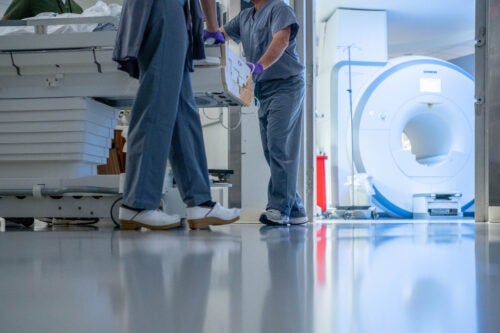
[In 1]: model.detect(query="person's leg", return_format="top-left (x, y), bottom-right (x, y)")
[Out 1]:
top-left (258, 99), bottom-right (288, 225)
top-left (168, 65), bottom-right (212, 207)
top-left (258, 106), bottom-right (271, 166)
top-left (258, 76), bottom-right (306, 224)
top-left (289, 192), bottom-right (308, 224)
top-left (119, 0), bottom-right (187, 229)
top-left (257, 102), bottom-right (275, 205)
top-left (258, 90), bottom-right (289, 225)
top-left (167, 37), bottom-right (240, 230)
top-left (123, 0), bottom-right (187, 209)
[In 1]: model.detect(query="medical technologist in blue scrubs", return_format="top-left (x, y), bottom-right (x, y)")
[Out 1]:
top-left (113, 0), bottom-right (239, 230)
top-left (222, 0), bottom-right (308, 226)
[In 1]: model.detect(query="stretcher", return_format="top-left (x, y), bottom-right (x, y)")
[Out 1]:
top-left (0, 16), bottom-right (252, 223)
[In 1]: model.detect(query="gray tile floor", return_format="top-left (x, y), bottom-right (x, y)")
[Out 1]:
top-left (0, 219), bottom-right (499, 333)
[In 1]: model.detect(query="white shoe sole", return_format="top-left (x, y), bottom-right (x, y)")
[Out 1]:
top-left (259, 214), bottom-right (289, 226)
top-left (120, 220), bottom-right (181, 230)
top-left (289, 217), bottom-right (309, 225)
top-left (187, 216), bottom-right (240, 230)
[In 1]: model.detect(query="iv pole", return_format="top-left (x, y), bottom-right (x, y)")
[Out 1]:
top-left (331, 44), bottom-right (377, 220)
top-left (346, 45), bottom-right (356, 207)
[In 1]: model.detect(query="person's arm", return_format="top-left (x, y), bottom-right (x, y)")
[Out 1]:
top-left (200, 0), bottom-right (218, 32)
top-left (257, 26), bottom-right (291, 69)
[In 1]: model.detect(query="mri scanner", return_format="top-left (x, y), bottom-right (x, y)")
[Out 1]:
top-left (0, 13), bottom-right (252, 222)
top-left (319, 9), bottom-right (475, 218)
top-left (349, 56), bottom-right (474, 217)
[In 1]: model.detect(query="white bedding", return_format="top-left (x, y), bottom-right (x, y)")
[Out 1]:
top-left (0, 1), bottom-right (121, 36)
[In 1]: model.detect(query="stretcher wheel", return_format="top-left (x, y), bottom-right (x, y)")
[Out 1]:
top-left (110, 197), bottom-right (123, 227)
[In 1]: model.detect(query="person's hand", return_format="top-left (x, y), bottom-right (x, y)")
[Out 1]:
top-left (247, 62), bottom-right (264, 75)
top-left (203, 30), bottom-right (225, 45)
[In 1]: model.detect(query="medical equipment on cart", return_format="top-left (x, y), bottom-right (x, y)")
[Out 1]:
top-left (412, 193), bottom-right (463, 219)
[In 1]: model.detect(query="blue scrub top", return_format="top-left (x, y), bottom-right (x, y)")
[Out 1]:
top-left (223, 0), bottom-right (304, 82)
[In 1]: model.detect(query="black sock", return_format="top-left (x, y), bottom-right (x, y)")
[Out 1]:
top-left (199, 200), bottom-right (216, 208)
top-left (121, 204), bottom-right (145, 212)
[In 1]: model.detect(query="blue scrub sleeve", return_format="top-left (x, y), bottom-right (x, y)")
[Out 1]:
top-left (223, 13), bottom-right (241, 43)
top-left (271, 6), bottom-right (299, 41)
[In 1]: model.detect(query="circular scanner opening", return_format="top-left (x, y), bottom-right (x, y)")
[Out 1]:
top-left (401, 112), bottom-right (452, 166)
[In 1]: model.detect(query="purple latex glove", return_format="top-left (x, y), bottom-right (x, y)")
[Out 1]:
top-left (247, 62), bottom-right (264, 75)
top-left (203, 30), bottom-right (225, 45)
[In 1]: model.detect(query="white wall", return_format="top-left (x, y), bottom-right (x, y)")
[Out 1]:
top-left (200, 108), bottom-right (229, 170)
top-left (240, 104), bottom-right (269, 219)
top-left (202, 102), bottom-right (270, 219)
top-left (316, 9), bottom-right (387, 208)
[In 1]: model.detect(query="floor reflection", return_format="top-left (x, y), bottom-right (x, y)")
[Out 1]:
top-left (115, 229), bottom-right (242, 333)
top-left (259, 225), bottom-right (313, 333)
top-left (0, 221), bottom-right (499, 333)
top-left (315, 222), bottom-right (476, 333)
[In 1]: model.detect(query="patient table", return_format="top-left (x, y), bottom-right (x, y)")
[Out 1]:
top-left (0, 16), bottom-right (253, 223)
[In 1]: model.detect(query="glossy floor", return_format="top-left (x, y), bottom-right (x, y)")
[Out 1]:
top-left (0, 219), bottom-right (499, 333)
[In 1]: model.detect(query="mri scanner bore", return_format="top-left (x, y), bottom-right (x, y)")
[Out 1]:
top-left (333, 56), bottom-right (474, 218)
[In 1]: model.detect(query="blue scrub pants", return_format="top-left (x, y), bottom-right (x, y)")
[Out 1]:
top-left (256, 75), bottom-right (306, 217)
top-left (122, 0), bottom-right (211, 210)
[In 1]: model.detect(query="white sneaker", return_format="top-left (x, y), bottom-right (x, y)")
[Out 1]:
top-left (186, 202), bottom-right (240, 229)
top-left (259, 209), bottom-right (290, 225)
top-left (119, 207), bottom-right (181, 230)
top-left (289, 207), bottom-right (309, 225)
top-left (289, 215), bottom-right (309, 225)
